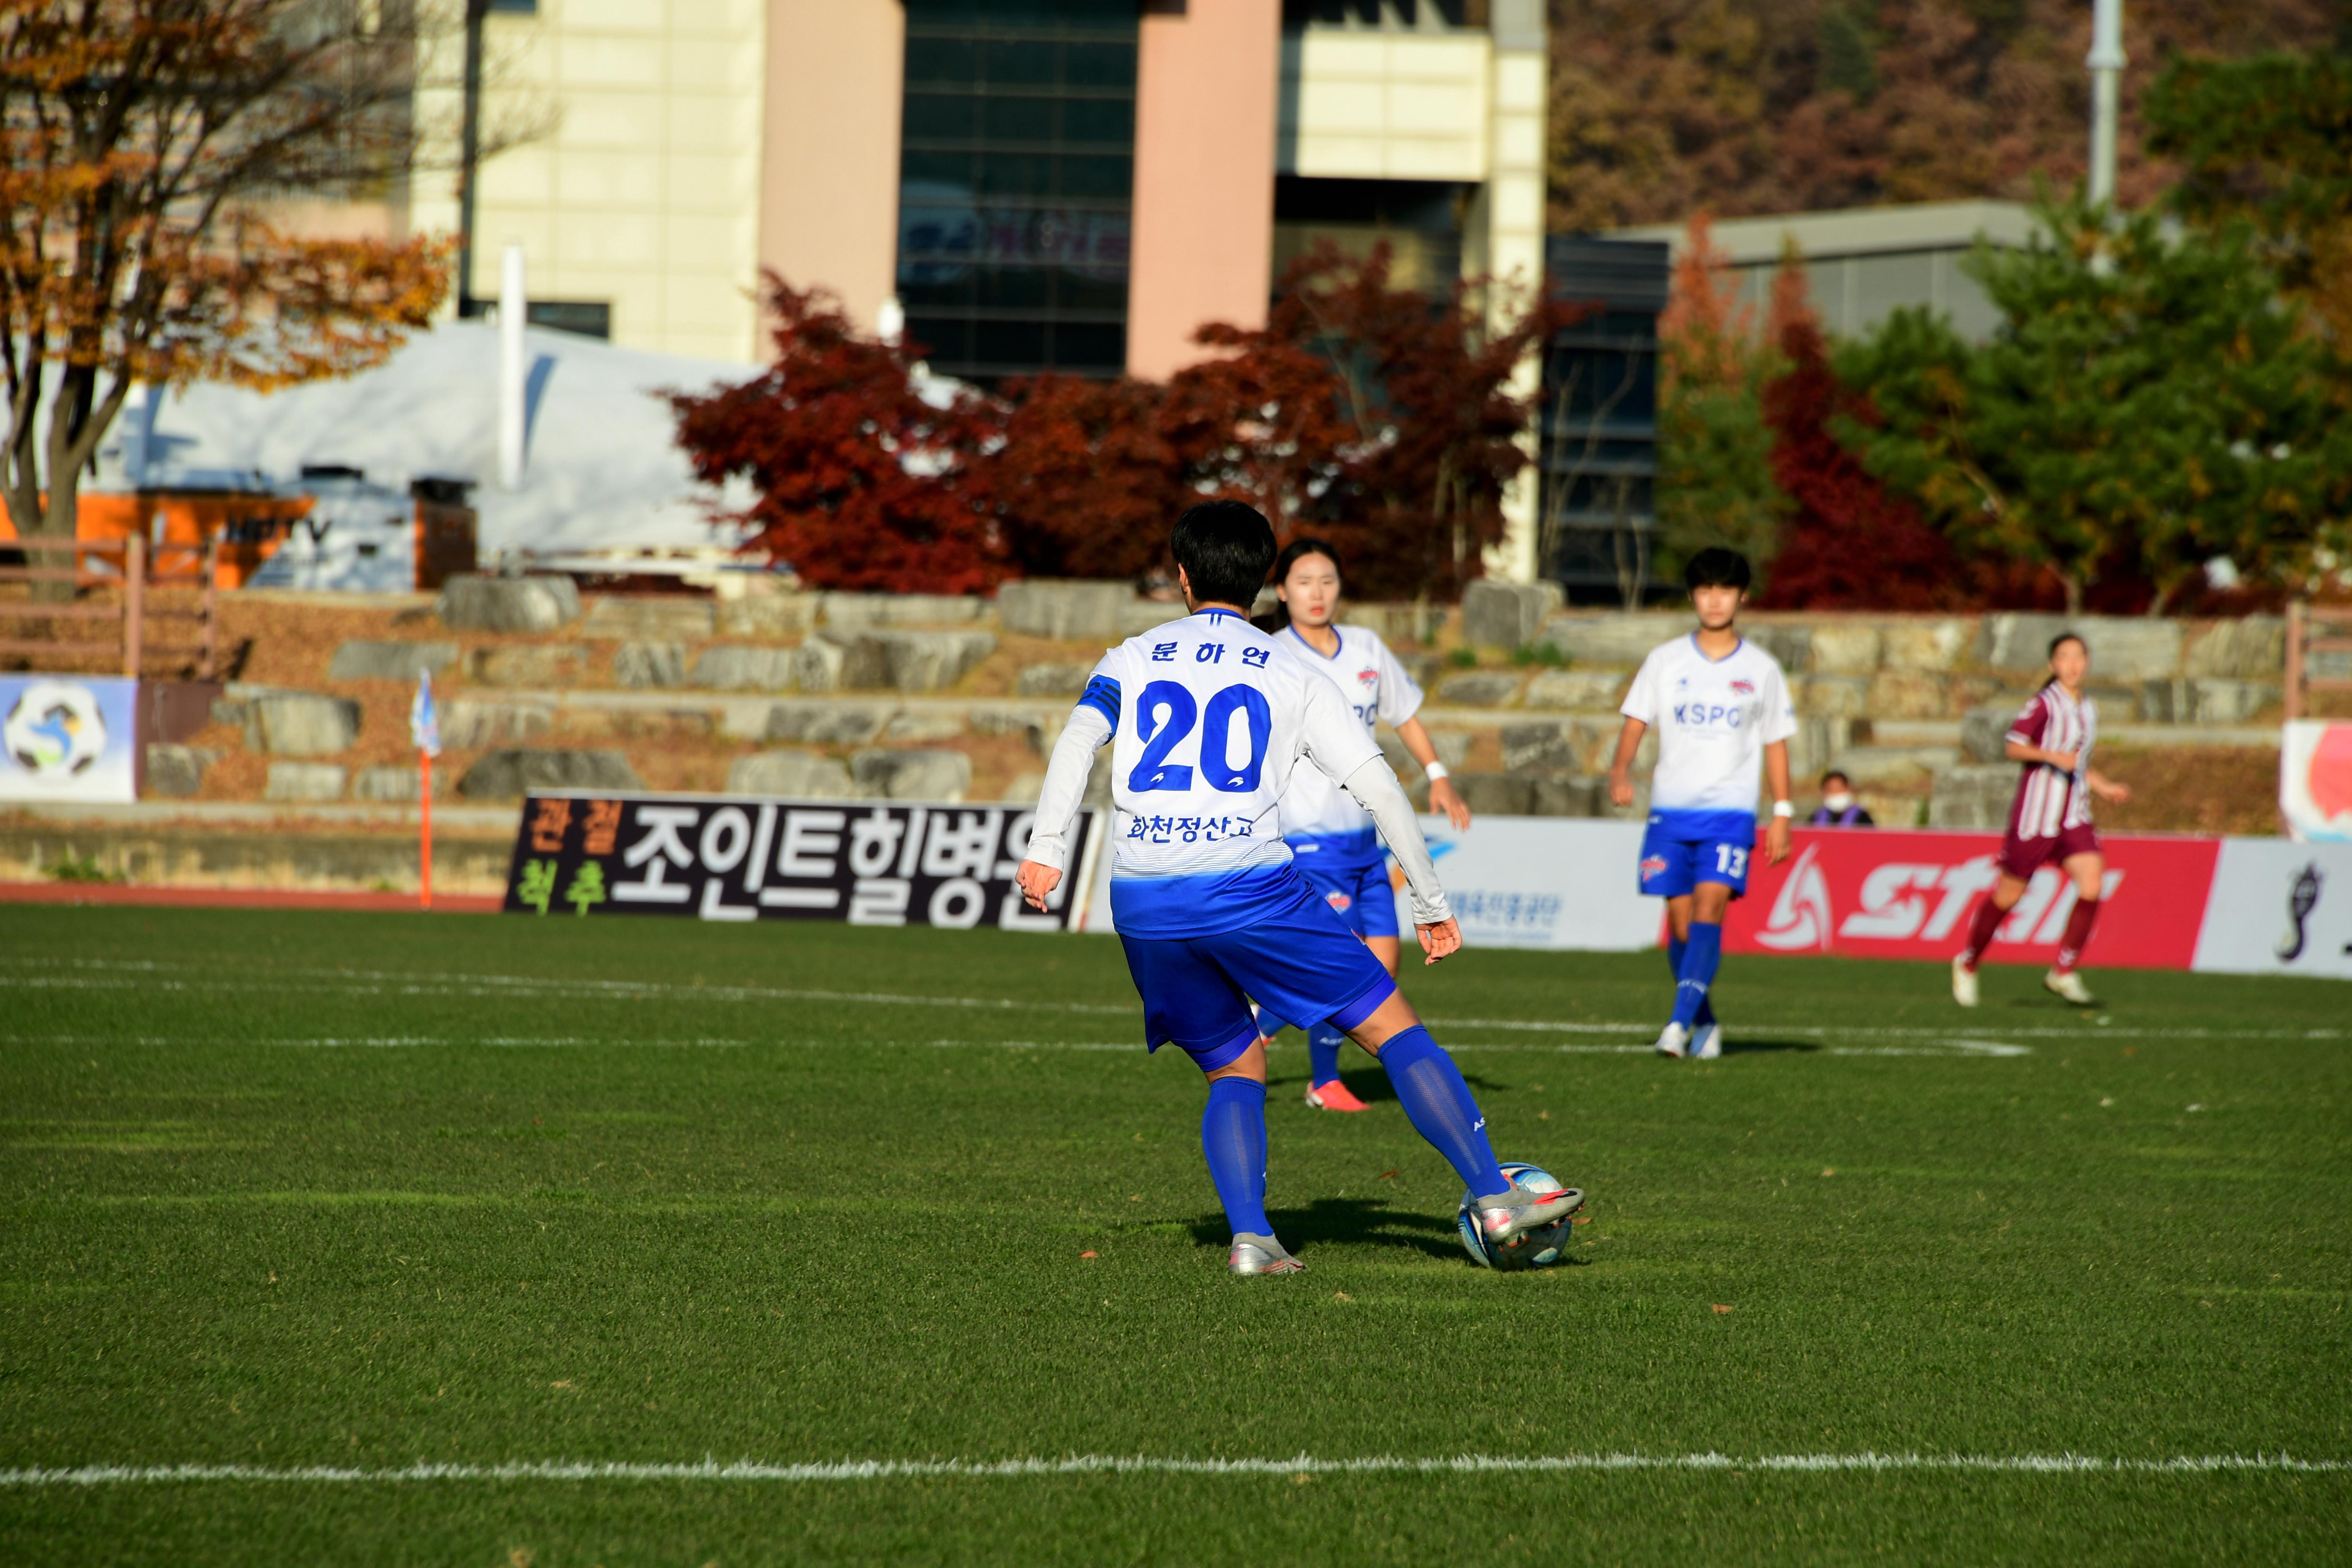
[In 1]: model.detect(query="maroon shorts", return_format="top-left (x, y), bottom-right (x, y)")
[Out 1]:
top-left (1999, 821), bottom-right (2101, 879)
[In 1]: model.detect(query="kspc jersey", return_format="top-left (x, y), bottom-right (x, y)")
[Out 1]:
top-left (1274, 622), bottom-right (1424, 858)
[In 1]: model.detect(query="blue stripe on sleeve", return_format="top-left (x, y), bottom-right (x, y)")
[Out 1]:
top-left (1078, 675), bottom-right (1121, 727)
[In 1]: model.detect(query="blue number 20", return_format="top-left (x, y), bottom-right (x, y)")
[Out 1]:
top-left (1128, 680), bottom-right (1272, 794)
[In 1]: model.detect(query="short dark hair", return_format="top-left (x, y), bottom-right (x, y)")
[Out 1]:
top-left (2048, 630), bottom-right (2086, 659)
top-left (1685, 547), bottom-right (1752, 592)
top-left (1820, 770), bottom-right (1851, 789)
top-left (1172, 500), bottom-right (1278, 609)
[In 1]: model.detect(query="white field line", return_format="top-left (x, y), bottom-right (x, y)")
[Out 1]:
top-left (0, 1033), bottom-right (2028, 1058)
top-left (2, 1452), bottom-right (2345, 1487)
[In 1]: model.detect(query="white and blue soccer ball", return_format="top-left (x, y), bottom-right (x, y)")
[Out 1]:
top-left (1456, 1162), bottom-right (1578, 1271)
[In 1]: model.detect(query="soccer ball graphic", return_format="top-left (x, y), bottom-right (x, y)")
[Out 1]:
top-left (3, 681), bottom-right (108, 779)
top-left (1456, 1162), bottom-right (1578, 1271)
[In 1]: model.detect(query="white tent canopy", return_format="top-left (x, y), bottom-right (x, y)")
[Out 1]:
top-left (94, 320), bottom-right (764, 559)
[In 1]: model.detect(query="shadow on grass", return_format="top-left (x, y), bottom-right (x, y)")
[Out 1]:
top-left (1188, 1195), bottom-right (1463, 1263)
top-left (1720, 1038), bottom-right (1821, 1055)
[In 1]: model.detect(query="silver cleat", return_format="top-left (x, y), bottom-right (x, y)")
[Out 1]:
top-left (1692, 1022), bottom-right (1723, 1060)
top-left (2043, 968), bottom-right (2097, 1005)
top-left (1466, 1184), bottom-right (1585, 1248)
top-left (1654, 1021), bottom-right (1689, 1059)
top-left (1228, 1233), bottom-right (1306, 1276)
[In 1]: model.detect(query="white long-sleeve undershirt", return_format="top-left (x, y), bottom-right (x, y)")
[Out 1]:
top-left (1022, 705), bottom-right (1453, 928)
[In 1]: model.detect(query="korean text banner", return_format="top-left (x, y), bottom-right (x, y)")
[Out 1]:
top-left (502, 792), bottom-right (1099, 931)
top-left (0, 675), bottom-right (137, 804)
top-left (1726, 827), bottom-right (2220, 970)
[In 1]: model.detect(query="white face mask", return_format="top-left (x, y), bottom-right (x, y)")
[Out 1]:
top-left (1824, 792), bottom-right (1855, 813)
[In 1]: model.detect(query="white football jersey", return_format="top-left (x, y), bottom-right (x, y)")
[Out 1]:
top-left (1274, 622), bottom-right (1424, 845)
top-left (1619, 633), bottom-right (1798, 816)
top-left (1077, 608), bottom-right (1384, 936)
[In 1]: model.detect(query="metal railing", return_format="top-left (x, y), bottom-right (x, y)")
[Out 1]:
top-left (2284, 600), bottom-right (2352, 721)
top-left (0, 534), bottom-right (218, 678)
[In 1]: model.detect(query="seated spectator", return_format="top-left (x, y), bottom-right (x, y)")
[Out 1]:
top-left (1809, 770), bottom-right (1875, 827)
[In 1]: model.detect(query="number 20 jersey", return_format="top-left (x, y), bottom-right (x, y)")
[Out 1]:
top-left (1078, 608), bottom-right (1385, 938)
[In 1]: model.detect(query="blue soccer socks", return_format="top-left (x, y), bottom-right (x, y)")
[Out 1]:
top-left (1671, 921), bottom-right (1724, 1031)
top-left (1200, 1078), bottom-right (1271, 1239)
top-left (1667, 935), bottom-right (1717, 1027)
top-left (1307, 1025), bottom-right (1345, 1088)
top-left (1377, 1026), bottom-right (1508, 1197)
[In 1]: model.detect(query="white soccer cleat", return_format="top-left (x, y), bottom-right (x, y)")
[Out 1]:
top-left (2043, 968), bottom-right (2096, 1006)
top-left (1228, 1234), bottom-right (1305, 1276)
top-left (1952, 955), bottom-right (1980, 1008)
top-left (1654, 1022), bottom-right (1689, 1059)
top-left (1692, 1022), bottom-right (1723, 1060)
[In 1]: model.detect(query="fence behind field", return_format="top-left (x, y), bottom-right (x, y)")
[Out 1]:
top-left (0, 534), bottom-right (218, 678)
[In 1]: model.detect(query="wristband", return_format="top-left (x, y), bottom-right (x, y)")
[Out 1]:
top-left (1423, 761), bottom-right (1450, 782)
top-left (1771, 800), bottom-right (1794, 819)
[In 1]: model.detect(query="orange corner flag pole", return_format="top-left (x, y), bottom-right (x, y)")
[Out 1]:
top-left (420, 749), bottom-right (434, 909)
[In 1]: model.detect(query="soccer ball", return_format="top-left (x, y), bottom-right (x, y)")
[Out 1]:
top-left (1456, 1162), bottom-right (1578, 1271)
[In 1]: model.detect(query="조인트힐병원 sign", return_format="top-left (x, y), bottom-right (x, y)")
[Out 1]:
top-left (501, 792), bottom-right (1102, 931)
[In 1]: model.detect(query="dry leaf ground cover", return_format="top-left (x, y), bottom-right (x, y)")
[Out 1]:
top-left (1, 909), bottom-right (2347, 1564)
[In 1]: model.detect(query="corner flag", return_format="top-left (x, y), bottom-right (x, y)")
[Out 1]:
top-left (410, 669), bottom-right (441, 757)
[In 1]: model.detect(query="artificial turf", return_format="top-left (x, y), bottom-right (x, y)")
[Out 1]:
top-left (1, 905), bottom-right (2347, 1565)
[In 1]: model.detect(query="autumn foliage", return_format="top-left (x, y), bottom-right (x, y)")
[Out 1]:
top-left (681, 249), bottom-right (1569, 598)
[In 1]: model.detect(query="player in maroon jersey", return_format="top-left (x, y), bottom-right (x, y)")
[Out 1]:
top-left (1952, 632), bottom-right (2133, 1006)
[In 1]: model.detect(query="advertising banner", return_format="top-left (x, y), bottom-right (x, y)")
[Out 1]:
top-left (502, 792), bottom-right (1101, 931)
top-left (1726, 827), bottom-right (2220, 970)
top-left (2190, 838), bottom-right (2352, 981)
top-left (2280, 720), bottom-right (2352, 843)
top-left (0, 675), bottom-right (138, 804)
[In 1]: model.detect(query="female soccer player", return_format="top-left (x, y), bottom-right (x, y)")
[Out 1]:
top-left (1257, 538), bottom-right (1471, 1111)
top-left (1951, 631), bottom-right (2133, 1006)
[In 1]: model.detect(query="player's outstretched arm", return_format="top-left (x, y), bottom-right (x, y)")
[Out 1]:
top-left (1337, 756), bottom-right (1459, 965)
top-left (1017, 702), bottom-right (1113, 912)
top-left (1762, 738), bottom-right (1794, 864)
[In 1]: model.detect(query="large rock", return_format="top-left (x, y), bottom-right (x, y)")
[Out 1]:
top-left (1375, 728), bottom-right (1473, 781)
top-left (717, 591), bottom-right (817, 638)
top-left (764, 703), bottom-right (891, 745)
top-left (1881, 618), bottom-right (1975, 671)
top-left (1827, 745), bottom-right (1957, 787)
top-left (2137, 677), bottom-right (2279, 724)
top-left (1500, 721), bottom-right (1579, 772)
top-left (436, 573), bottom-right (582, 633)
top-left (820, 592), bottom-right (991, 630)
top-left (1435, 671), bottom-right (1521, 707)
top-left (350, 765), bottom-right (441, 802)
top-left (1537, 613), bottom-right (1678, 667)
top-left (726, 749), bottom-right (858, 798)
top-left (1791, 675), bottom-right (1871, 718)
top-left (691, 645), bottom-right (799, 691)
top-left (264, 762), bottom-right (346, 802)
top-left (798, 630), bottom-right (995, 693)
top-left (996, 579), bottom-right (1138, 640)
top-left (2184, 616), bottom-right (2285, 678)
top-left (1454, 773), bottom-right (1535, 815)
top-left (327, 640), bottom-right (458, 682)
top-left (1523, 670), bottom-right (1625, 710)
top-left (441, 699), bottom-right (554, 749)
top-left (143, 743), bottom-right (211, 798)
top-left (580, 595), bottom-right (715, 640)
top-left (242, 691), bottom-right (361, 756)
top-left (466, 644), bottom-right (587, 687)
top-left (1929, 764), bottom-right (2017, 829)
top-left (1805, 624), bottom-right (1882, 675)
top-left (1015, 661), bottom-right (1093, 697)
top-left (1978, 613), bottom-right (2183, 681)
top-left (1743, 624), bottom-right (1811, 671)
top-left (1960, 702), bottom-right (2017, 763)
top-left (456, 749), bottom-right (643, 800)
top-left (1460, 580), bottom-right (1563, 650)
top-left (972, 706), bottom-right (1059, 756)
top-left (850, 748), bottom-right (971, 801)
top-left (795, 634), bottom-right (849, 693)
top-left (1866, 671), bottom-right (1968, 719)
top-left (610, 640), bottom-right (688, 689)
top-left (1529, 774), bottom-right (1606, 817)
top-left (885, 709), bottom-right (966, 742)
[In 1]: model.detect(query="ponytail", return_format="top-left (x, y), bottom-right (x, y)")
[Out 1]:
top-left (2042, 631), bottom-right (2087, 690)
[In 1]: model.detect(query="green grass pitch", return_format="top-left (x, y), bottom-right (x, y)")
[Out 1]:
top-left (2, 906), bottom-right (2348, 1565)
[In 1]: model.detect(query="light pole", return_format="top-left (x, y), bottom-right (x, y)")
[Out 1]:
top-left (2086, 0), bottom-right (2125, 208)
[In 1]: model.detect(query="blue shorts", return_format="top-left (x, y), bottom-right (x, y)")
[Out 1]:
top-left (1638, 808), bottom-right (1758, 900)
top-left (1286, 833), bottom-right (1400, 941)
top-left (1117, 864), bottom-right (1397, 1073)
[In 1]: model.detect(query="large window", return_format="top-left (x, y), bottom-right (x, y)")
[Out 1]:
top-left (897, 0), bottom-right (1138, 381)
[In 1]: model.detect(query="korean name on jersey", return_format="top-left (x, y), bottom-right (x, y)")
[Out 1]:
top-left (1075, 609), bottom-right (1385, 936)
top-left (1620, 634), bottom-right (1799, 818)
top-left (1274, 622), bottom-right (1425, 849)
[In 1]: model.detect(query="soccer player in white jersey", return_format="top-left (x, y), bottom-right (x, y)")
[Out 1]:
top-left (1259, 537), bottom-right (1472, 1112)
top-left (1018, 501), bottom-right (1582, 1276)
top-left (1607, 549), bottom-right (1797, 1060)
top-left (1949, 631), bottom-right (2132, 1007)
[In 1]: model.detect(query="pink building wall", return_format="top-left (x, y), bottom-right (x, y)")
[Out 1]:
top-left (1125, 1), bottom-right (1281, 381)
top-left (759, 0), bottom-right (905, 341)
